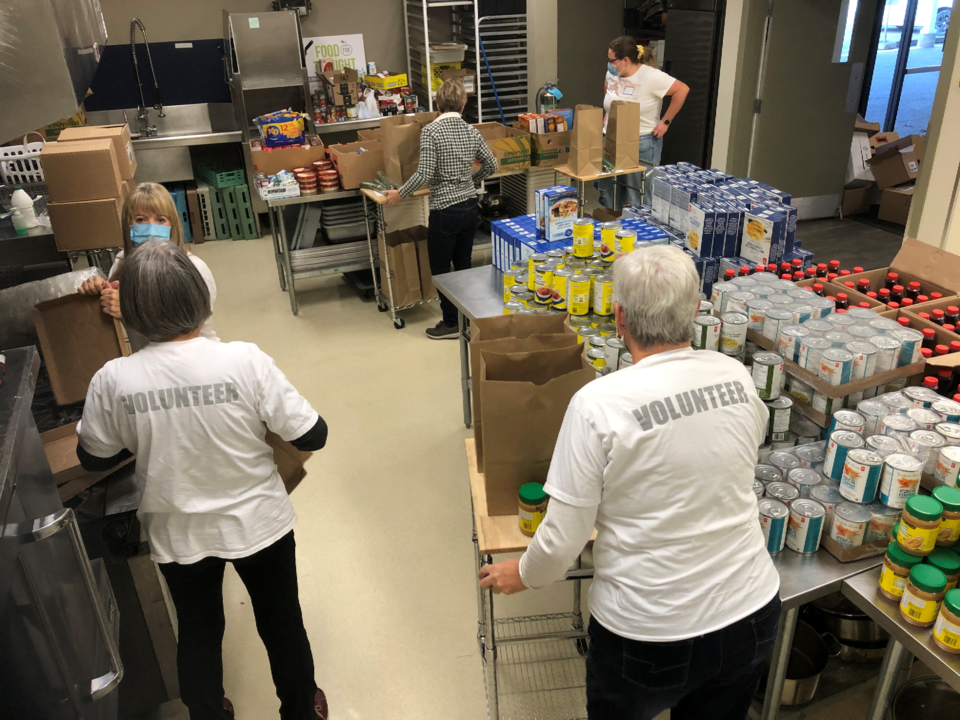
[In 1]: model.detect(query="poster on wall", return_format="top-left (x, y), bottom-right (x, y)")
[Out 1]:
top-left (303, 34), bottom-right (366, 92)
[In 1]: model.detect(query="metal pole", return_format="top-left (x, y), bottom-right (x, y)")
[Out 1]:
top-left (865, 638), bottom-right (908, 720)
top-left (759, 604), bottom-right (798, 720)
top-left (459, 310), bottom-right (472, 428)
top-left (268, 205), bottom-right (286, 291)
top-left (474, 531), bottom-right (486, 654)
top-left (275, 205), bottom-right (298, 315)
top-left (572, 554), bottom-right (584, 632)
top-left (362, 195), bottom-right (382, 305)
top-left (484, 554), bottom-right (499, 720)
top-left (378, 204), bottom-right (398, 325)
top-left (884, 0), bottom-right (921, 132)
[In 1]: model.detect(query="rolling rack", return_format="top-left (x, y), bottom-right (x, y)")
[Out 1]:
top-left (360, 187), bottom-right (435, 329)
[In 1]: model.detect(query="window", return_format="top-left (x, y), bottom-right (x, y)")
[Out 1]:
top-left (833, 0), bottom-right (861, 63)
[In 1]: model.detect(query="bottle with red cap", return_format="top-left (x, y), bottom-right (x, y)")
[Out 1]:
top-left (888, 301), bottom-right (900, 311)
top-left (844, 281), bottom-right (856, 291)
top-left (946, 306), bottom-right (960, 325)
top-left (885, 272), bottom-right (899, 291)
top-left (878, 288), bottom-right (891, 304)
top-left (917, 294), bottom-right (929, 304)
top-left (827, 273), bottom-right (839, 282)
top-left (811, 283), bottom-right (824, 297)
top-left (738, 265), bottom-right (750, 277)
top-left (828, 260), bottom-right (840, 274)
top-left (901, 298), bottom-right (914, 307)
top-left (857, 278), bottom-right (871, 294)
top-left (767, 263), bottom-right (778, 274)
top-left (897, 317), bottom-right (911, 327)
top-left (867, 291), bottom-right (878, 300)
top-left (890, 285), bottom-right (904, 304)
top-left (921, 348), bottom-right (934, 360)
top-left (919, 312), bottom-right (931, 321)
top-left (782, 273), bottom-right (793, 281)
top-left (923, 376), bottom-right (940, 392)
top-left (780, 261), bottom-right (792, 275)
top-left (805, 267), bottom-right (817, 279)
top-left (932, 292), bottom-right (943, 301)
top-left (949, 341), bottom-right (960, 354)
top-left (835, 293), bottom-right (849, 310)
top-left (938, 368), bottom-right (954, 395)
top-left (793, 271), bottom-right (805, 281)
top-left (839, 269), bottom-right (851, 277)
top-left (905, 281), bottom-right (920, 301)
top-left (946, 324), bottom-right (956, 333)
top-left (836, 308), bottom-right (848, 313)
top-left (853, 266), bottom-right (864, 273)
top-left (932, 309), bottom-right (946, 326)
top-left (935, 344), bottom-right (950, 357)
top-left (815, 263), bottom-right (828, 278)
top-left (921, 328), bottom-right (937, 350)
top-left (858, 302), bottom-right (871, 309)
top-left (723, 268), bottom-right (736, 282)
top-left (792, 258), bottom-right (803, 269)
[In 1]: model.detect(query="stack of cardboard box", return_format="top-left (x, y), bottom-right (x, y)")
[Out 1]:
top-left (40, 125), bottom-right (137, 252)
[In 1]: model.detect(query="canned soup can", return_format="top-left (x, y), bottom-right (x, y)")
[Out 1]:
top-left (891, 328), bottom-right (923, 366)
top-left (932, 399), bottom-right (960, 423)
top-left (503, 300), bottom-right (523, 315)
top-left (811, 391), bottom-right (841, 417)
top-left (593, 274), bottom-right (613, 316)
top-left (777, 325), bottom-right (808, 363)
top-left (747, 299), bottom-right (774, 331)
top-left (792, 419), bottom-right (822, 446)
top-left (766, 481), bottom-right (800, 507)
top-left (755, 464), bottom-right (784, 484)
top-left (786, 498), bottom-right (826, 554)
top-left (766, 396), bottom-right (794, 442)
top-left (572, 218), bottom-right (594, 258)
top-left (903, 386), bottom-right (937, 408)
top-left (759, 498), bottom-right (790, 553)
top-left (698, 299), bottom-right (715, 316)
top-left (819, 348), bottom-right (854, 386)
top-left (907, 407), bottom-right (942, 431)
top-left (754, 479), bottom-right (765, 498)
top-left (789, 303), bottom-right (815, 325)
top-left (789, 376), bottom-right (815, 405)
top-left (825, 331), bottom-right (855, 349)
top-left (828, 409), bottom-right (865, 437)
top-left (527, 252), bottom-right (547, 289)
top-left (763, 309), bottom-right (795, 341)
top-left (692, 315), bottom-right (721, 351)
top-left (787, 468), bottom-right (822, 498)
top-left (864, 501), bottom-right (902, 543)
top-left (936, 422), bottom-right (960, 446)
top-left (552, 269), bottom-right (572, 310)
top-left (619, 352), bottom-right (634, 369)
top-left (614, 228), bottom-right (637, 255)
top-left (567, 274), bottom-right (591, 316)
top-left (870, 335), bottom-right (902, 374)
top-left (752, 352), bottom-right (784, 400)
top-left (503, 269), bottom-right (523, 302)
top-left (829, 501), bottom-right (871, 548)
top-left (586, 347), bottom-right (606, 370)
top-left (934, 445), bottom-right (960, 487)
top-left (910, 429), bottom-right (945, 474)
top-left (878, 453), bottom-right (924, 508)
top-left (597, 322), bottom-right (617, 338)
top-left (794, 444), bottom-right (825, 467)
top-left (858, 400), bottom-right (888, 436)
top-left (824, 430), bottom-right (865, 481)
top-left (604, 337), bottom-right (625, 370)
top-left (769, 451), bottom-right (801, 478)
top-left (720, 313), bottom-right (749, 357)
top-left (725, 290), bottom-right (756, 316)
top-left (577, 326), bottom-right (599, 345)
top-left (811, 484), bottom-right (841, 526)
top-left (600, 221), bottom-right (620, 251)
top-left (866, 434), bottom-right (905, 457)
top-left (880, 414), bottom-right (917, 438)
top-left (846, 341), bottom-right (879, 380)
top-left (798, 336), bottom-right (832, 373)
top-left (839, 448), bottom-right (883, 503)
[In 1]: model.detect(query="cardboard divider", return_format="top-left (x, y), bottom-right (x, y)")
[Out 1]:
top-left (41, 421), bottom-right (135, 502)
top-left (892, 311), bottom-right (960, 371)
top-left (838, 238), bottom-right (960, 303)
top-left (902, 296), bottom-right (960, 321)
top-left (820, 534), bottom-right (888, 563)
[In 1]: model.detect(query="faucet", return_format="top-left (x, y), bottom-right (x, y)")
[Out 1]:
top-left (130, 18), bottom-right (165, 137)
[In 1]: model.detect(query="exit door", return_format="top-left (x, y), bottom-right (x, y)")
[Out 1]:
top-left (748, 0), bottom-right (879, 218)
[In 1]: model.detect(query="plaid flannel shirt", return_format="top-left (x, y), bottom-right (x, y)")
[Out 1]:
top-left (399, 113), bottom-right (498, 210)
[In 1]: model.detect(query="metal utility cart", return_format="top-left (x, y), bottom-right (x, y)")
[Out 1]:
top-left (360, 187), bottom-right (434, 329)
top-left (554, 163), bottom-right (651, 217)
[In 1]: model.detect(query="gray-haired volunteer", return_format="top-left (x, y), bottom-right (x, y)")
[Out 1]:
top-left (480, 246), bottom-right (780, 720)
top-left (77, 241), bottom-right (330, 720)
top-left (601, 36), bottom-right (690, 208)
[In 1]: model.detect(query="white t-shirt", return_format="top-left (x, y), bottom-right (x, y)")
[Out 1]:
top-left (543, 347), bottom-right (780, 641)
top-left (110, 250), bottom-right (218, 351)
top-left (78, 338), bottom-right (319, 565)
top-left (604, 65), bottom-right (676, 135)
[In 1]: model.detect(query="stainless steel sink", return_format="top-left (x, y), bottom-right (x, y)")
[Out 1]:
top-left (86, 103), bottom-right (242, 182)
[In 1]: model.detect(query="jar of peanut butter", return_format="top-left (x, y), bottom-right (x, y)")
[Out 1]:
top-left (933, 485), bottom-right (960, 548)
top-left (518, 483), bottom-right (548, 537)
top-left (900, 564), bottom-right (947, 627)
top-left (933, 589), bottom-right (960, 654)
top-left (878, 542), bottom-right (923, 602)
top-left (926, 546), bottom-right (960, 592)
top-left (896, 495), bottom-right (943, 557)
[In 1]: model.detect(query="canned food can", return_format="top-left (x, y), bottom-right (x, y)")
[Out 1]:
top-left (855, 400), bottom-right (886, 436)
top-left (824, 331), bottom-right (855, 349)
top-left (503, 300), bottom-right (524, 315)
top-left (569, 315), bottom-right (591, 331)
top-left (597, 322), bottom-right (617, 338)
top-left (787, 468), bottom-right (821, 499)
top-left (765, 396), bottom-right (794, 442)
top-left (891, 328), bottom-right (923, 366)
top-left (789, 376), bottom-right (815, 405)
top-left (604, 337), bottom-right (625, 369)
top-left (846, 341), bottom-right (879, 380)
top-left (771, 434), bottom-right (797, 451)
top-left (552, 269), bottom-right (572, 311)
top-left (863, 501), bottom-right (902, 543)
top-left (755, 464), bottom-right (783, 484)
top-left (593, 274), bottom-right (613, 316)
top-left (619, 352), bottom-right (634, 369)
top-left (932, 399), bottom-right (960, 423)
top-left (910, 429), bottom-right (946, 474)
top-left (848, 325), bottom-right (876, 341)
top-left (514, 291), bottom-right (535, 308)
top-left (776, 325), bottom-right (809, 363)
top-left (725, 290), bottom-right (756, 316)
top-left (819, 348), bottom-right (854, 386)
top-left (698, 299), bottom-right (715, 315)
top-left (936, 422), bottom-right (960, 446)
top-left (586, 347), bottom-right (606, 370)
top-left (903, 386), bottom-right (938, 408)
top-left (791, 419), bottom-right (822, 446)
top-left (866, 434), bottom-right (905, 457)
top-left (546, 248), bottom-right (566, 266)
top-left (709, 281), bottom-right (735, 309)
top-left (829, 409), bottom-right (866, 437)
top-left (789, 303), bottom-right (815, 325)
top-left (808, 296), bottom-right (836, 319)
top-left (880, 392), bottom-right (912, 415)
top-left (588, 336), bottom-right (607, 352)
top-left (568, 275), bottom-right (591, 316)
top-left (752, 352), bottom-right (784, 400)
top-left (747, 299), bottom-right (774, 330)
top-left (572, 218), bottom-right (594, 258)
top-left (812, 391), bottom-right (840, 417)
top-left (934, 446), bottom-right (960, 487)
top-left (794, 444), bottom-right (825, 467)
top-left (720, 312), bottom-right (749, 357)
top-left (534, 262), bottom-right (554, 291)
top-left (768, 295), bottom-right (793, 308)
top-left (563, 246), bottom-right (575, 257)
top-left (798, 336), bottom-right (832, 373)
top-left (766, 481), bottom-right (800, 506)
top-left (839, 448), bottom-right (884, 503)
top-left (510, 283), bottom-right (528, 299)
top-left (585, 313), bottom-right (605, 328)
top-left (510, 260), bottom-right (527, 271)
top-left (810, 484), bottom-right (841, 527)
top-left (880, 414), bottom-right (917, 438)
top-left (527, 252), bottom-right (548, 289)
top-left (906, 408), bottom-right (943, 431)
top-left (692, 315), bottom-right (721, 351)
top-left (769, 451), bottom-right (801, 477)
top-left (503, 269), bottom-right (523, 302)
top-left (878, 453), bottom-right (924, 508)
top-left (614, 229), bottom-right (637, 255)
top-left (759, 498), bottom-right (790, 554)
top-left (829, 502), bottom-right (871, 547)
top-left (600, 221), bottom-right (620, 250)
top-left (824, 430), bottom-right (865, 480)
top-left (869, 335), bottom-right (902, 374)
top-left (763, 308), bottom-right (794, 341)
top-left (754, 480), bottom-right (765, 498)
top-left (786, 498), bottom-right (826, 554)
top-left (577, 326), bottom-right (600, 345)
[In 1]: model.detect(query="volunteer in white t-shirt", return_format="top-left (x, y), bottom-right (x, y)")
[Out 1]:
top-left (77, 241), bottom-right (329, 720)
top-left (601, 36), bottom-right (689, 208)
top-left (480, 245), bottom-right (780, 720)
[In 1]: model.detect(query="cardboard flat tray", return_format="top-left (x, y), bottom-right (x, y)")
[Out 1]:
top-left (820, 534), bottom-right (889, 563)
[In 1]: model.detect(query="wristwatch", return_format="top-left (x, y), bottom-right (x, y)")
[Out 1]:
top-left (662, 118), bottom-right (671, 126)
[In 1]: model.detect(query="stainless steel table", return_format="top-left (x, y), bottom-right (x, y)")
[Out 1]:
top-left (842, 567), bottom-right (960, 719)
top-left (432, 265), bottom-right (505, 428)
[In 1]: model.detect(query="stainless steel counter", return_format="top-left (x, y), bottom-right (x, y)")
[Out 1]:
top-left (773, 549), bottom-right (884, 609)
top-left (432, 265), bottom-right (505, 323)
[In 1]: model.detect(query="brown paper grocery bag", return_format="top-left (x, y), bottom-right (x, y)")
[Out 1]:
top-left (479, 343), bottom-right (596, 516)
top-left (567, 104), bottom-right (604, 177)
top-left (604, 100), bottom-right (641, 171)
top-left (266, 430), bottom-right (312, 495)
top-left (381, 112), bottom-right (440, 185)
top-left (415, 237), bottom-right (439, 301)
top-left (378, 228), bottom-right (423, 306)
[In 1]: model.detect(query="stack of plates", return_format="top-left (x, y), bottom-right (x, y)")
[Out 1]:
top-left (321, 198), bottom-right (367, 243)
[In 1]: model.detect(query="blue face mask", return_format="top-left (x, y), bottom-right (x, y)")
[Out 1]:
top-left (130, 223), bottom-right (172, 246)
top-left (607, 61), bottom-right (619, 76)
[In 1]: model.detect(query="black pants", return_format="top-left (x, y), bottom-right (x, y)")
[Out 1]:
top-left (428, 198), bottom-right (478, 326)
top-left (158, 532), bottom-right (317, 720)
top-left (586, 593), bottom-right (781, 720)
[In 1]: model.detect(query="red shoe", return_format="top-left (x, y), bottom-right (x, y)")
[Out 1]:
top-left (314, 688), bottom-right (328, 719)
top-left (224, 698), bottom-right (235, 717)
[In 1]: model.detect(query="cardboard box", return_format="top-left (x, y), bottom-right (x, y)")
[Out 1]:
top-left (892, 310), bottom-right (960, 356)
top-left (820, 534), bottom-right (888, 562)
top-left (58, 124), bottom-right (137, 179)
top-left (186, 186), bottom-right (205, 244)
top-left (249, 135), bottom-right (326, 177)
top-left (40, 421), bottom-right (135, 502)
top-left (121, 179), bottom-right (134, 199)
top-left (48, 198), bottom-right (124, 252)
top-left (319, 68), bottom-right (359, 106)
top-left (33, 294), bottom-right (129, 405)
top-left (868, 134), bottom-right (924, 190)
top-left (366, 71), bottom-right (409, 91)
top-left (420, 61), bottom-right (462, 92)
top-left (515, 125), bottom-right (570, 167)
top-left (377, 226), bottom-right (423, 306)
top-left (34, 105), bottom-right (88, 141)
top-left (878, 183), bottom-right (914, 225)
top-left (473, 122), bottom-right (532, 173)
top-left (869, 131), bottom-right (900, 154)
top-left (266, 430), bottom-right (312, 495)
top-left (327, 141), bottom-right (384, 189)
top-left (839, 237), bottom-right (960, 303)
top-left (841, 182), bottom-right (873, 216)
top-left (40, 139), bottom-right (124, 203)
top-left (416, 237), bottom-right (438, 301)
top-left (442, 67), bottom-right (476, 94)
top-left (854, 113), bottom-right (880, 136)
top-left (847, 133), bottom-right (874, 184)
top-left (358, 128), bottom-right (382, 142)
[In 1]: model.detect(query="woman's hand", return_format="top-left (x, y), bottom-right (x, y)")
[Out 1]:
top-left (78, 276), bottom-right (108, 296)
top-left (653, 120), bottom-right (670, 138)
top-left (100, 281), bottom-right (121, 319)
top-left (479, 558), bottom-right (527, 595)
top-left (383, 189), bottom-right (402, 206)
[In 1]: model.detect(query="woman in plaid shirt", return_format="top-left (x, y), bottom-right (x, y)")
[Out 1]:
top-left (384, 80), bottom-right (498, 339)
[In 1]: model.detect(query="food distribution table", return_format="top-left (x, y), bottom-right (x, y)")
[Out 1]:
top-left (553, 163), bottom-right (651, 217)
top-left (841, 568), bottom-right (960, 719)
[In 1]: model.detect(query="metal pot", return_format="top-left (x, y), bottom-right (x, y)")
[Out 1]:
top-left (766, 621), bottom-right (834, 706)
top-left (807, 592), bottom-right (890, 646)
top-left (891, 675), bottom-right (960, 720)
top-left (836, 641), bottom-right (887, 664)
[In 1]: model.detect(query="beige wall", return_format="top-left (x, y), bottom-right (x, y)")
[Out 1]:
top-left (100, 0), bottom-right (408, 72)
top-left (557, 0), bottom-right (622, 109)
top-left (528, 0), bottom-right (559, 109)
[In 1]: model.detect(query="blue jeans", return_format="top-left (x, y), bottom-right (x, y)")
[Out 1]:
top-left (598, 133), bottom-right (662, 211)
top-left (428, 198), bottom-right (478, 326)
top-left (586, 593), bottom-right (781, 720)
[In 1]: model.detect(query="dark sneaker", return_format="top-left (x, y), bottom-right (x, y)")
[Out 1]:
top-left (224, 698), bottom-right (235, 717)
top-left (315, 688), bottom-right (328, 719)
top-left (426, 321), bottom-right (458, 340)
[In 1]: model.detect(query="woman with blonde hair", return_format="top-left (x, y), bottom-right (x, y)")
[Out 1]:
top-left (78, 182), bottom-right (218, 350)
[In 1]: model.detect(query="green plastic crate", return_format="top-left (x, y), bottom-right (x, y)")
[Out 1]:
top-left (196, 161), bottom-right (246, 189)
top-left (210, 189), bottom-right (231, 239)
top-left (234, 184), bottom-right (259, 240)
top-left (222, 186), bottom-right (245, 241)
